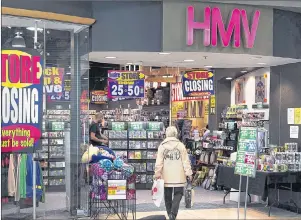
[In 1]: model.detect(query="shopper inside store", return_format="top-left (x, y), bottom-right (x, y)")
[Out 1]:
top-left (1, 0), bottom-right (301, 219)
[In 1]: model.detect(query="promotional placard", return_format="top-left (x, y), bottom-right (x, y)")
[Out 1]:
top-left (1, 49), bottom-right (43, 153)
top-left (90, 90), bottom-right (108, 104)
top-left (235, 127), bottom-right (258, 178)
top-left (107, 180), bottom-right (127, 200)
top-left (44, 67), bottom-right (69, 101)
top-left (107, 70), bottom-right (145, 98)
top-left (182, 70), bottom-right (214, 98)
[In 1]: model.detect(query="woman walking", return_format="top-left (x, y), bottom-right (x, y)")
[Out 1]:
top-left (154, 126), bottom-right (193, 220)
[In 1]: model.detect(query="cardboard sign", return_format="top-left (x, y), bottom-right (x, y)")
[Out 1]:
top-left (1, 49), bottom-right (43, 153)
top-left (107, 70), bottom-right (145, 98)
top-left (90, 90), bottom-right (108, 104)
top-left (182, 70), bottom-right (214, 98)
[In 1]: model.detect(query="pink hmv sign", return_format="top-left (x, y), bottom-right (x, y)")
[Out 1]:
top-left (187, 6), bottom-right (261, 48)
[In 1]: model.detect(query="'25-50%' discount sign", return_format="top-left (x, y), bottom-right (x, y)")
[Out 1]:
top-left (107, 70), bottom-right (145, 98)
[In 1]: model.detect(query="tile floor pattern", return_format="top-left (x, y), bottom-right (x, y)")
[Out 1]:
top-left (2, 188), bottom-right (300, 219)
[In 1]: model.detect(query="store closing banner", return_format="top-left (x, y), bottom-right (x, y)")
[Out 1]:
top-left (182, 70), bottom-right (214, 98)
top-left (1, 49), bottom-right (43, 153)
top-left (90, 90), bottom-right (108, 104)
top-left (107, 70), bottom-right (145, 98)
top-left (44, 67), bottom-right (69, 101)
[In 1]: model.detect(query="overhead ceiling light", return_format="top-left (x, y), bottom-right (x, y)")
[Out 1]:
top-left (184, 59), bottom-right (194, 62)
top-left (66, 72), bottom-right (71, 75)
top-left (83, 77), bottom-right (88, 80)
top-left (257, 62), bottom-right (266, 65)
top-left (159, 52), bottom-right (171, 55)
top-left (226, 77), bottom-right (233, 80)
top-left (26, 27), bottom-right (43, 32)
top-left (7, 26), bottom-right (11, 29)
top-left (204, 65), bottom-right (212, 68)
top-left (126, 63), bottom-right (133, 65)
top-left (12, 32), bottom-right (26, 48)
top-left (241, 70), bottom-right (247, 73)
top-left (105, 56), bottom-right (117, 59)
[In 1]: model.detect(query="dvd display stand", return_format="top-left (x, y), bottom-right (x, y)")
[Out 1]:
top-left (39, 110), bottom-right (68, 192)
top-left (108, 121), bottom-right (165, 190)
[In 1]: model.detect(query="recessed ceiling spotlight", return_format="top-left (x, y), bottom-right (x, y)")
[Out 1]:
top-left (226, 77), bottom-right (233, 80)
top-left (257, 62), bottom-right (266, 65)
top-left (184, 59), bottom-right (194, 62)
top-left (105, 56), bottom-right (117, 59)
top-left (159, 52), bottom-right (171, 55)
top-left (204, 65), bottom-right (212, 68)
top-left (241, 70), bottom-right (247, 73)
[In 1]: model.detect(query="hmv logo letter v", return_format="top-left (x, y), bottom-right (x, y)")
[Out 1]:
top-left (186, 6), bottom-right (261, 48)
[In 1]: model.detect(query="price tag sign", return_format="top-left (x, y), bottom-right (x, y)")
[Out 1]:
top-left (147, 122), bottom-right (162, 131)
top-left (107, 180), bottom-right (127, 200)
top-left (128, 122), bottom-right (144, 130)
top-left (107, 71), bottom-right (145, 98)
top-left (112, 122), bottom-right (126, 131)
top-left (51, 122), bottom-right (65, 131)
top-left (235, 127), bottom-right (258, 178)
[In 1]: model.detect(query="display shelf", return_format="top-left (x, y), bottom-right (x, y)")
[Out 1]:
top-left (39, 118), bottom-right (67, 192)
top-left (107, 121), bottom-right (164, 190)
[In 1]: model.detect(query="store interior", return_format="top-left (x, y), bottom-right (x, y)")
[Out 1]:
top-left (2, 15), bottom-right (301, 219)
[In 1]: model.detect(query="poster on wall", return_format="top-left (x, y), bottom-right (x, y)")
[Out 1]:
top-left (90, 90), bottom-right (108, 104)
top-left (80, 90), bottom-right (89, 110)
top-left (235, 79), bottom-right (245, 104)
top-left (182, 70), bottom-right (214, 98)
top-left (1, 49), bottom-right (43, 153)
top-left (255, 75), bottom-right (267, 103)
top-left (171, 82), bottom-right (209, 128)
top-left (44, 67), bottom-right (69, 101)
top-left (107, 70), bottom-right (145, 98)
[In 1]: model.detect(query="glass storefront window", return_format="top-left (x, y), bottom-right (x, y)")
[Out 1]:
top-left (1, 15), bottom-right (89, 218)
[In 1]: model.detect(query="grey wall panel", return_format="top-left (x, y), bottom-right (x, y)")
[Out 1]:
top-left (208, 69), bottom-right (234, 130)
top-left (270, 62), bottom-right (301, 146)
top-left (273, 9), bottom-right (301, 59)
top-left (162, 2), bottom-right (273, 56)
top-left (91, 1), bottom-right (162, 52)
top-left (2, 0), bottom-right (93, 18)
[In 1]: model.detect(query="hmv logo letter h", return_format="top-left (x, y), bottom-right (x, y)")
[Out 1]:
top-left (186, 6), bottom-right (261, 48)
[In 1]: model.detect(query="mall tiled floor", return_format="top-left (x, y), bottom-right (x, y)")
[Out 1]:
top-left (3, 188), bottom-right (300, 219)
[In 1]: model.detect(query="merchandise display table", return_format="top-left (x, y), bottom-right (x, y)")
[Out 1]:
top-left (216, 165), bottom-right (301, 216)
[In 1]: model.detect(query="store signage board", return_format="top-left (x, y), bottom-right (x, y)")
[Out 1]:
top-left (182, 70), bottom-right (214, 97)
top-left (187, 6), bottom-right (260, 48)
top-left (234, 127), bottom-right (257, 178)
top-left (90, 90), bottom-right (108, 104)
top-left (112, 122), bottom-right (126, 131)
top-left (1, 49), bottom-right (43, 153)
top-left (128, 122), bottom-right (145, 130)
top-left (107, 70), bottom-right (145, 98)
top-left (44, 67), bottom-right (69, 101)
top-left (107, 180), bottom-right (127, 200)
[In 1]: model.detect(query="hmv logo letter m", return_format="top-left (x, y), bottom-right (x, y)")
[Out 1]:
top-left (186, 6), bottom-right (261, 48)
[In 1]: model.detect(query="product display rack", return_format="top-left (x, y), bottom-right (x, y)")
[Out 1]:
top-left (39, 110), bottom-right (69, 192)
top-left (108, 121), bottom-right (165, 190)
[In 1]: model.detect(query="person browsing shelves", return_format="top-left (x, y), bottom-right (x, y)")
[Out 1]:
top-left (89, 112), bottom-right (108, 146)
